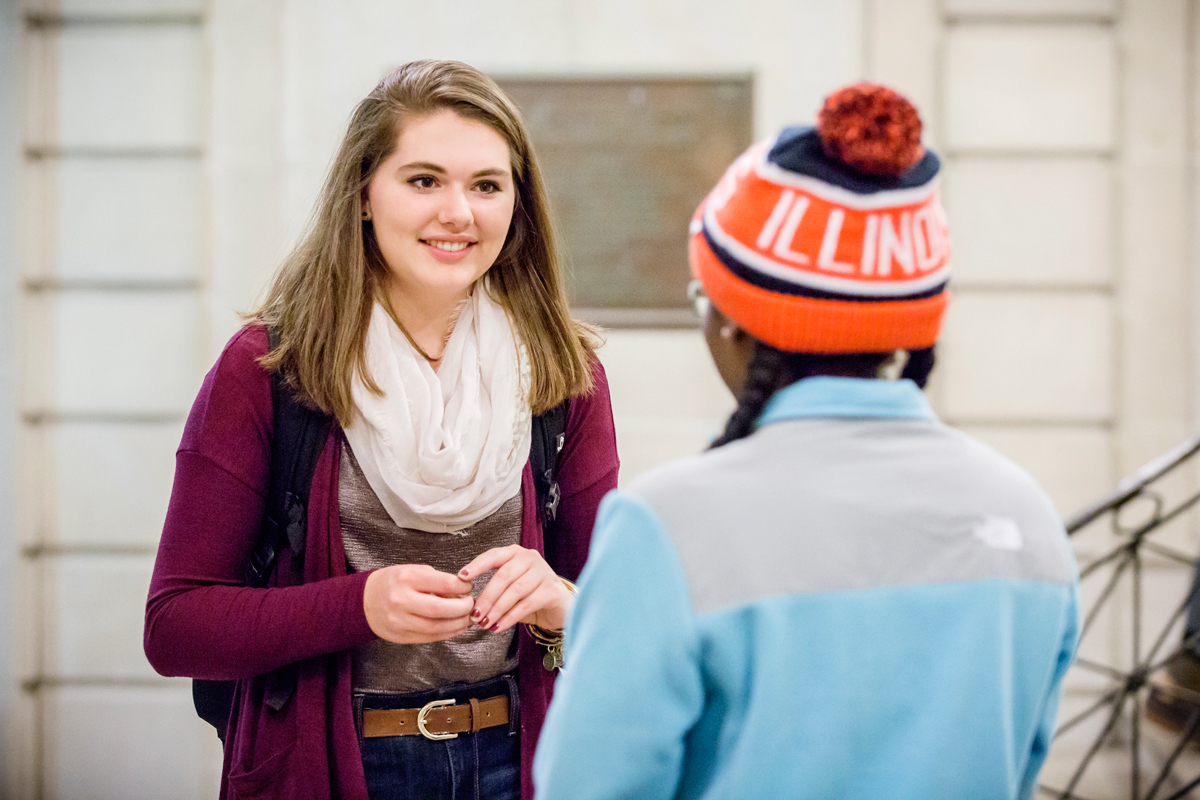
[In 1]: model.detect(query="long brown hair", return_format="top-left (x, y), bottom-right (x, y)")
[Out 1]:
top-left (254, 60), bottom-right (598, 426)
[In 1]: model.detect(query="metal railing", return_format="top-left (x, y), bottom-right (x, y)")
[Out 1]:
top-left (1040, 436), bottom-right (1200, 800)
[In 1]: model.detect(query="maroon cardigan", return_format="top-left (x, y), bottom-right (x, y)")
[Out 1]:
top-left (144, 325), bottom-right (619, 800)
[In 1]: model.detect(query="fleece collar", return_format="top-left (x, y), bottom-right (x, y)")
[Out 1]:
top-left (756, 376), bottom-right (935, 428)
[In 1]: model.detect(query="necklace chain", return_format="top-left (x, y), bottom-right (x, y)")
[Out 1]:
top-left (381, 298), bottom-right (444, 365)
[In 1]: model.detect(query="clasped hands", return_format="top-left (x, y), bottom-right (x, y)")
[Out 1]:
top-left (363, 545), bottom-right (575, 644)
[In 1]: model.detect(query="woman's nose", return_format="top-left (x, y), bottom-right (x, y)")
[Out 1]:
top-left (438, 188), bottom-right (473, 229)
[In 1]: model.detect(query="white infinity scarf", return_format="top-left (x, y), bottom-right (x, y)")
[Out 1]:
top-left (344, 289), bottom-right (532, 533)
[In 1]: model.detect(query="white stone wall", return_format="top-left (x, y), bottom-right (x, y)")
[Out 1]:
top-left (13, 1), bottom-right (220, 798)
top-left (5, 0), bottom-right (1199, 797)
top-left (2, 2), bottom-right (22, 797)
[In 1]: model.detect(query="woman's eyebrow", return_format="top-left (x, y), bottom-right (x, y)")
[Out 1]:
top-left (398, 162), bottom-right (510, 180)
top-left (398, 161), bottom-right (447, 174)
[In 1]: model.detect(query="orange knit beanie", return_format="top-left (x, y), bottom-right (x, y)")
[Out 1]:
top-left (689, 83), bottom-right (950, 354)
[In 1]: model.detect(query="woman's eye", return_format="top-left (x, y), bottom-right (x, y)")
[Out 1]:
top-left (410, 176), bottom-right (436, 189)
top-left (477, 181), bottom-right (501, 194)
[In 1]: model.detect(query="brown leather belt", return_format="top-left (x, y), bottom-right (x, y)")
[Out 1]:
top-left (362, 695), bottom-right (509, 740)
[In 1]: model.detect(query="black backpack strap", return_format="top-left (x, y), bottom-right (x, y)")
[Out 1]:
top-left (255, 327), bottom-right (332, 713)
top-left (245, 327), bottom-right (333, 587)
top-left (530, 400), bottom-right (569, 525)
top-left (193, 326), bottom-right (332, 738)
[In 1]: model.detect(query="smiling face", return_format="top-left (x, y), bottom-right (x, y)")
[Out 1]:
top-left (365, 109), bottom-right (516, 309)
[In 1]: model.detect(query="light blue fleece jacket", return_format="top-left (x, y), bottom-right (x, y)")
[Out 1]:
top-left (534, 377), bottom-right (1079, 800)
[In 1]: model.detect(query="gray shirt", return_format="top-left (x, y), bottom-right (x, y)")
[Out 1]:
top-left (339, 443), bottom-right (521, 694)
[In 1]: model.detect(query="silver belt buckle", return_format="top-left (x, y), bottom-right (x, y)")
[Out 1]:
top-left (417, 698), bottom-right (458, 741)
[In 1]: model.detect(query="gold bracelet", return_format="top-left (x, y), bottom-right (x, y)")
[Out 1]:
top-left (526, 577), bottom-right (578, 671)
top-left (528, 625), bottom-right (562, 647)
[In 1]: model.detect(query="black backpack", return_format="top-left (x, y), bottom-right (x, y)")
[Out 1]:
top-left (193, 328), bottom-right (569, 739)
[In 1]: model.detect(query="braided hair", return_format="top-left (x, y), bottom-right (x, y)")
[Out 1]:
top-left (709, 345), bottom-right (937, 449)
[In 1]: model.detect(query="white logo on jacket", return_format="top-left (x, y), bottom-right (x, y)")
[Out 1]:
top-left (973, 517), bottom-right (1024, 551)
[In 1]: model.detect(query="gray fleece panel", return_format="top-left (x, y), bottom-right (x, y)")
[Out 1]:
top-left (628, 418), bottom-right (1075, 617)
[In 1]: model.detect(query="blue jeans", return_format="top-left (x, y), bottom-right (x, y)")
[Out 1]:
top-left (357, 675), bottom-right (521, 800)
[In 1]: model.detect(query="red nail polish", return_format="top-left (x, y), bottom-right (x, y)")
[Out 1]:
top-left (479, 617), bottom-right (489, 628)
top-left (489, 623), bottom-right (500, 632)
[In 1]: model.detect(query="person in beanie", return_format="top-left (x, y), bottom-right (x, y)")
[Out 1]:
top-left (533, 84), bottom-right (1079, 800)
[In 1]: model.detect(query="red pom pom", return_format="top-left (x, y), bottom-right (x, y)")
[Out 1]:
top-left (817, 83), bottom-right (925, 178)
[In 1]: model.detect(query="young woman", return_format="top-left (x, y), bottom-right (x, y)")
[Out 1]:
top-left (534, 84), bottom-right (1078, 800)
top-left (144, 60), bottom-right (619, 800)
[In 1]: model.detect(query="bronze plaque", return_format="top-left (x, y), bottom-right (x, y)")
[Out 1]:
top-left (497, 75), bottom-right (754, 326)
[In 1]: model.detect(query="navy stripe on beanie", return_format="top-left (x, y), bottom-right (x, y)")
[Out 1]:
top-left (768, 127), bottom-right (941, 196)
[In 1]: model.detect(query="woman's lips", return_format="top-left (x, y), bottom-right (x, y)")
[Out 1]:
top-left (421, 239), bottom-right (476, 262)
